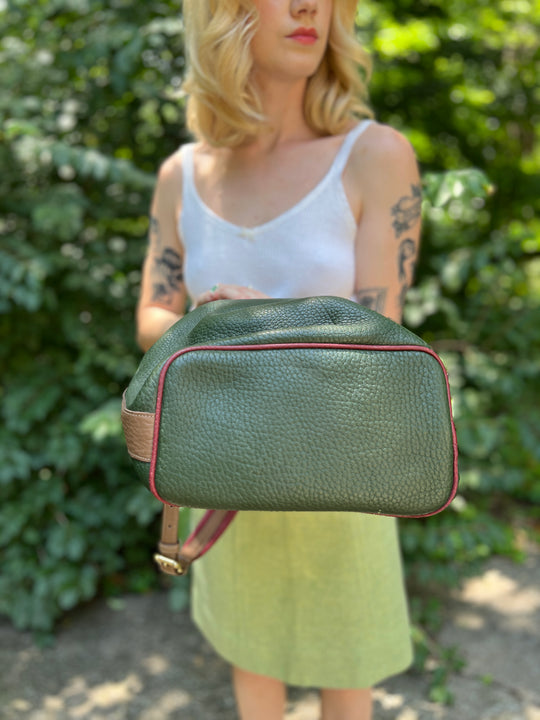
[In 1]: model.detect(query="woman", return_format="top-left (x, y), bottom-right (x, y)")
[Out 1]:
top-left (137, 1), bottom-right (422, 718)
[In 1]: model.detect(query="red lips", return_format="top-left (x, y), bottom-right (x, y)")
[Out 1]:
top-left (288, 27), bottom-right (319, 39)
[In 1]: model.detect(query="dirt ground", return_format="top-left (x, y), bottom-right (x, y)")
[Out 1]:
top-left (1, 544), bottom-right (539, 720)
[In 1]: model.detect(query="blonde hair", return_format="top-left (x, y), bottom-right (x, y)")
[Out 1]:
top-left (182, 0), bottom-right (373, 147)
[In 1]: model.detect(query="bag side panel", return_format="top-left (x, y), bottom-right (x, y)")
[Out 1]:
top-left (130, 457), bottom-right (152, 490)
top-left (124, 301), bottom-right (222, 408)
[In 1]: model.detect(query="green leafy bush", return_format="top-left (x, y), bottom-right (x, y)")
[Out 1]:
top-left (0, 0), bottom-right (538, 632)
top-left (0, 0), bottom-right (188, 631)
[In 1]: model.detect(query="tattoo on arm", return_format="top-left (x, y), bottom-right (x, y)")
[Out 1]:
top-left (397, 237), bottom-right (418, 309)
top-left (353, 287), bottom-right (387, 313)
top-left (151, 248), bottom-right (184, 303)
top-left (149, 216), bottom-right (160, 244)
top-left (398, 238), bottom-right (416, 282)
top-left (148, 216), bottom-right (184, 304)
top-left (391, 184), bottom-right (422, 238)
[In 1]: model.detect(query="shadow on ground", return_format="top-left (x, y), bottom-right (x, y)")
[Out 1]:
top-left (1, 546), bottom-right (539, 720)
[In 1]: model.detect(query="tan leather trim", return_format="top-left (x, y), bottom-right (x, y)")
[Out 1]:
top-left (121, 391), bottom-right (155, 463)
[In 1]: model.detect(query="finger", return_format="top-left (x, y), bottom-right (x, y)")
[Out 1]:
top-left (194, 290), bottom-right (218, 307)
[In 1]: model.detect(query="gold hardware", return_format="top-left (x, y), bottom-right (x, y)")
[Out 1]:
top-left (153, 553), bottom-right (187, 576)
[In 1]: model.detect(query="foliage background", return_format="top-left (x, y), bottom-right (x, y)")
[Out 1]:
top-left (1, 0), bottom-right (538, 652)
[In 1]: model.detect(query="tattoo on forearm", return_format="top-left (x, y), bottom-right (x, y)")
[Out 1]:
top-left (391, 184), bottom-right (422, 238)
top-left (148, 216), bottom-right (184, 304)
top-left (353, 287), bottom-right (387, 313)
top-left (398, 238), bottom-right (417, 282)
top-left (397, 237), bottom-right (418, 309)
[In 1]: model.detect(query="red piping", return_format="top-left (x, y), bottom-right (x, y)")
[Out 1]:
top-left (185, 509), bottom-right (238, 558)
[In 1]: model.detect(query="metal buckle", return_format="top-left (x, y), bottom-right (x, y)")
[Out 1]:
top-left (153, 553), bottom-right (187, 576)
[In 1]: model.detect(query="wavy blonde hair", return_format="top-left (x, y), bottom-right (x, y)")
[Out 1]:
top-left (182, 0), bottom-right (373, 147)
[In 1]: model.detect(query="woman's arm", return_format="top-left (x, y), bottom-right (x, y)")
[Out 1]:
top-left (348, 124), bottom-right (422, 324)
top-left (136, 154), bottom-right (187, 351)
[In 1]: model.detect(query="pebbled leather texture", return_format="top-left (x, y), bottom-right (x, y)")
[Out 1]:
top-left (123, 296), bottom-right (458, 517)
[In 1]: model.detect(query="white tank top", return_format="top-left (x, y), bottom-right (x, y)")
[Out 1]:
top-left (179, 119), bottom-right (372, 301)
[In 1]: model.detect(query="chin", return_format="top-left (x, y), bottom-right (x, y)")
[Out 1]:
top-left (274, 60), bottom-right (323, 83)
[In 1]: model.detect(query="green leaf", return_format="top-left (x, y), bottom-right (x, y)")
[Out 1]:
top-left (79, 399), bottom-right (123, 441)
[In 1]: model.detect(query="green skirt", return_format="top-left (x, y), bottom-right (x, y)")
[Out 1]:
top-left (190, 509), bottom-right (413, 689)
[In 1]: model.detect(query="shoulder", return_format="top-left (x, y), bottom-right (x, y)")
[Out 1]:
top-left (155, 146), bottom-right (186, 192)
top-left (156, 141), bottom-right (222, 189)
top-left (348, 121), bottom-right (419, 187)
top-left (341, 122), bottom-right (420, 221)
top-left (152, 144), bottom-right (192, 218)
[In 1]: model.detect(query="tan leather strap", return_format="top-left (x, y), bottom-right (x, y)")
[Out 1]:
top-left (121, 394), bottom-right (236, 575)
top-left (121, 391), bottom-right (155, 463)
top-left (154, 505), bottom-right (237, 576)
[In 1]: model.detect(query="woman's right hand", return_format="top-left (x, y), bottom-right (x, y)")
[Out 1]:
top-left (194, 283), bottom-right (269, 308)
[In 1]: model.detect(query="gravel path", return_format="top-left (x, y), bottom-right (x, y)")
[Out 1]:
top-left (1, 545), bottom-right (539, 719)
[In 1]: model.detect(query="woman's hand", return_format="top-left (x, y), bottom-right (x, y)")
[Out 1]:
top-left (194, 283), bottom-right (270, 307)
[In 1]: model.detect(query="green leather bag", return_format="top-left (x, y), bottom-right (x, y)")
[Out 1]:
top-left (122, 296), bottom-right (458, 574)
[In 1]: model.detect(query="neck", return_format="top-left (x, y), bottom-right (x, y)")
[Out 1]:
top-left (242, 75), bottom-right (317, 153)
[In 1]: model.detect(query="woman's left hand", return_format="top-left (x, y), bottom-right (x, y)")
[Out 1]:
top-left (194, 283), bottom-right (270, 308)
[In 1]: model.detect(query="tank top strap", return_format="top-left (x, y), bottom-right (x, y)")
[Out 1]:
top-left (180, 142), bottom-right (196, 205)
top-left (330, 119), bottom-right (373, 176)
